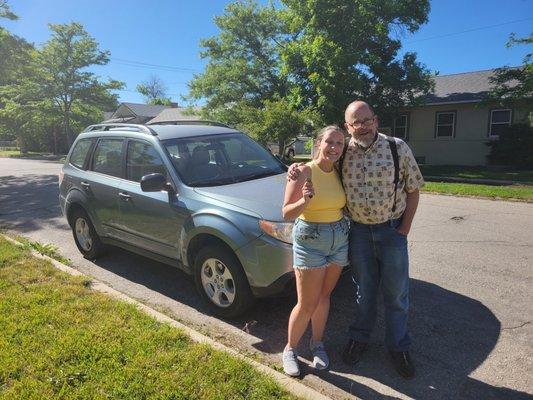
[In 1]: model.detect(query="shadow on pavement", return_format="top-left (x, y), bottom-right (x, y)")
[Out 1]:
top-left (85, 247), bottom-right (531, 400)
top-left (0, 175), bottom-right (65, 233)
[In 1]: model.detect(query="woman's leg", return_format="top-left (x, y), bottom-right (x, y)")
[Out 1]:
top-left (310, 263), bottom-right (343, 342)
top-left (287, 267), bottom-right (326, 349)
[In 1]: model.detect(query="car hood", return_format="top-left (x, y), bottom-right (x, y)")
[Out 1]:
top-left (193, 173), bottom-right (287, 221)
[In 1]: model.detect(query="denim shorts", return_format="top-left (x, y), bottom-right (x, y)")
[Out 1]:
top-left (292, 218), bottom-right (350, 269)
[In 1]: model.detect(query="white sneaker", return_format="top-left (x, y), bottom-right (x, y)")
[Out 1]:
top-left (282, 347), bottom-right (300, 376)
top-left (310, 340), bottom-right (329, 370)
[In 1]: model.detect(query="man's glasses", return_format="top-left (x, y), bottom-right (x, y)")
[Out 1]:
top-left (346, 116), bottom-right (375, 129)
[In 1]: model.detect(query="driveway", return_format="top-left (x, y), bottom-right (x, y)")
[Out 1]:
top-left (1, 157), bottom-right (532, 399)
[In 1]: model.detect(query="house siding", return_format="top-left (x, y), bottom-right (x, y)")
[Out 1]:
top-left (402, 103), bottom-right (528, 166)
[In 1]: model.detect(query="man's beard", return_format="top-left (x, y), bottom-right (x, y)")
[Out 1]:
top-left (353, 131), bottom-right (376, 148)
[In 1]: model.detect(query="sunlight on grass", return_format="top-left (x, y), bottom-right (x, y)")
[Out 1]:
top-left (0, 237), bottom-right (294, 400)
top-left (422, 182), bottom-right (533, 201)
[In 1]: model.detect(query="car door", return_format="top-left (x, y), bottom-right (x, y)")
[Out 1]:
top-left (116, 139), bottom-right (183, 259)
top-left (84, 137), bottom-right (125, 239)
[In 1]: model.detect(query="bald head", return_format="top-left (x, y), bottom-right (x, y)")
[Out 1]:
top-left (345, 101), bottom-right (374, 122)
top-left (344, 100), bottom-right (378, 146)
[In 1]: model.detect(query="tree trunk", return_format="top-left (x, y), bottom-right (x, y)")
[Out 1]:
top-left (64, 109), bottom-right (72, 149)
top-left (53, 127), bottom-right (58, 155)
top-left (277, 137), bottom-right (285, 157)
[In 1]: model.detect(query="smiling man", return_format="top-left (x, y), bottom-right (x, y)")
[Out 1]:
top-left (340, 100), bottom-right (424, 379)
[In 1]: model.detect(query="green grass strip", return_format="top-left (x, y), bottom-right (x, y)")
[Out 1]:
top-left (422, 182), bottom-right (533, 201)
top-left (0, 238), bottom-right (295, 400)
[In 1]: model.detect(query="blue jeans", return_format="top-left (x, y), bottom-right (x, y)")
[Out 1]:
top-left (348, 218), bottom-right (411, 352)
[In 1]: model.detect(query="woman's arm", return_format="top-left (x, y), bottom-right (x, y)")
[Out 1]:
top-left (282, 166), bottom-right (313, 221)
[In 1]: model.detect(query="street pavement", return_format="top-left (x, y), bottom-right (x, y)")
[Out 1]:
top-left (1, 157), bottom-right (532, 399)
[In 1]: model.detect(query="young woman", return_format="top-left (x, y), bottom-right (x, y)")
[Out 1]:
top-left (282, 125), bottom-right (349, 376)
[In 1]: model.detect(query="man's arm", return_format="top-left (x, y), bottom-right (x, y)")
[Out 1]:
top-left (397, 189), bottom-right (419, 236)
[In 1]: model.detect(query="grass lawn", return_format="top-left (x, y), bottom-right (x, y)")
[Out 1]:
top-left (422, 182), bottom-right (533, 201)
top-left (420, 165), bottom-right (533, 183)
top-left (0, 237), bottom-right (294, 400)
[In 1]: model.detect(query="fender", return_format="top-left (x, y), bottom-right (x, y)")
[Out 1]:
top-left (64, 188), bottom-right (101, 232)
top-left (179, 209), bottom-right (260, 268)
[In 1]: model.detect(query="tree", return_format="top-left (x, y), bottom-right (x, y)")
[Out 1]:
top-left (486, 124), bottom-right (533, 169)
top-left (187, 0), bottom-right (433, 144)
top-left (0, 0), bottom-right (18, 21)
top-left (487, 33), bottom-right (532, 120)
top-left (136, 75), bottom-right (173, 105)
top-left (37, 22), bottom-right (123, 147)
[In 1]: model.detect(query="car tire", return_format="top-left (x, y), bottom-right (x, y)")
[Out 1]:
top-left (194, 244), bottom-right (255, 318)
top-left (70, 208), bottom-right (106, 260)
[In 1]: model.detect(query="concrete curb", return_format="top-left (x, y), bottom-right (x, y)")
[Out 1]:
top-left (1, 234), bottom-right (332, 400)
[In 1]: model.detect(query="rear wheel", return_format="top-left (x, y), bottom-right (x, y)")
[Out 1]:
top-left (70, 208), bottom-right (106, 259)
top-left (194, 245), bottom-right (254, 318)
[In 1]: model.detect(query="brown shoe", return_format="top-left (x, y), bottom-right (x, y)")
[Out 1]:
top-left (389, 351), bottom-right (415, 379)
top-left (341, 339), bottom-right (368, 365)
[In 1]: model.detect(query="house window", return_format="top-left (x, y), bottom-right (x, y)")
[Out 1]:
top-left (435, 111), bottom-right (456, 138)
top-left (393, 114), bottom-right (409, 139)
top-left (489, 109), bottom-right (512, 137)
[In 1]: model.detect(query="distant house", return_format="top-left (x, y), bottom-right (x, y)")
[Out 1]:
top-left (146, 107), bottom-right (201, 124)
top-left (102, 102), bottom-right (171, 124)
top-left (383, 68), bottom-right (529, 166)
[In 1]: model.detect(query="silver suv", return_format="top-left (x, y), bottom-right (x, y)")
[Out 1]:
top-left (59, 122), bottom-right (294, 317)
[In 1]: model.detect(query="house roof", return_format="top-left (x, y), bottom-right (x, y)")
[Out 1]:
top-left (146, 107), bottom-right (201, 124)
top-left (111, 102), bottom-right (171, 119)
top-left (426, 68), bottom-right (518, 105)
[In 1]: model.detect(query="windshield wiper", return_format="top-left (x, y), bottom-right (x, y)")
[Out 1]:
top-left (234, 170), bottom-right (281, 183)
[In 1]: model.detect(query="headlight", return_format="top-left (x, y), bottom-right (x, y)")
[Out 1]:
top-left (259, 220), bottom-right (293, 244)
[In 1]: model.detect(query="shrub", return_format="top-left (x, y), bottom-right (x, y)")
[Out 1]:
top-left (487, 124), bottom-right (533, 169)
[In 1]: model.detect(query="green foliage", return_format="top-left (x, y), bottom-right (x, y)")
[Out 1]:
top-left (486, 33), bottom-right (532, 117)
top-left (37, 23), bottom-right (123, 147)
top-left (0, 0), bottom-right (17, 21)
top-left (0, 22), bottom-right (123, 153)
top-left (187, 0), bottom-right (433, 145)
top-left (486, 124), bottom-right (533, 169)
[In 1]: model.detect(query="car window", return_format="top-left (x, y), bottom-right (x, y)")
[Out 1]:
top-left (92, 138), bottom-right (124, 178)
top-left (126, 140), bottom-right (166, 183)
top-left (163, 133), bottom-right (285, 187)
top-left (69, 139), bottom-right (93, 169)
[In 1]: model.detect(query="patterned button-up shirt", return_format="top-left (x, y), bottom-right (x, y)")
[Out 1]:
top-left (341, 133), bottom-right (424, 224)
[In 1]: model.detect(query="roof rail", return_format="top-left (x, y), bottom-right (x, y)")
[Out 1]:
top-left (148, 120), bottom-right (231, 128)
top-left (83, 123), bottom-right (157, 135)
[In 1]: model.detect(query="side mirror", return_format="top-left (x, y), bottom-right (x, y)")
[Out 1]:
top-left (140, 173), bottom-right (173, 193)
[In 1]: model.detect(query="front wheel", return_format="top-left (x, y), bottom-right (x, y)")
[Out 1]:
top-left (194, 245), bottom-right (255, 318)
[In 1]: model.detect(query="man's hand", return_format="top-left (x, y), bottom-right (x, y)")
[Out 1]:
top-left (287, 162), bottom-right (306, 181)
top-left (396, 223), bottom-right (410, 236)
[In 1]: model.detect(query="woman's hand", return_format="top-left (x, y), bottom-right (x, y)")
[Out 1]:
top-left (302, 178), bottom-right (314, 202)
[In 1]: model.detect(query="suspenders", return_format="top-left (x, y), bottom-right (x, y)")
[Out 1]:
top-left (339, 135), bottom-right (400, 213)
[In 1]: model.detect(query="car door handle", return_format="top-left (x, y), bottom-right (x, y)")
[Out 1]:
top-left (80, 181), bottom-right (90, 188)
top-left (118, 192), bottom-right (131, 201)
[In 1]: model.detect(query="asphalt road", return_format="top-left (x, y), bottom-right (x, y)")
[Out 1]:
top-left (1, 157), bottom-right (532, 400)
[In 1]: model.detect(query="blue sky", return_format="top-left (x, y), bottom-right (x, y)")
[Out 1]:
top-left (4, 0), bottom-right (532, 105)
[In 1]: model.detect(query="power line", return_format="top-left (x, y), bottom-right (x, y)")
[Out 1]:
top-left (110, 57), bottom-right (199, 73)
top-left (114, 88), bottom-right (183, 97)
top-left (404, 17), bottom-right (533, 44)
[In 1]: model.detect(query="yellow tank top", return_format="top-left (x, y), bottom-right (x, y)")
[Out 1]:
top-left (299, 160), bottom-right (346, 223)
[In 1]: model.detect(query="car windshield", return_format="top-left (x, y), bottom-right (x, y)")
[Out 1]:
top-left (162, 133), bottom-right (286, 187)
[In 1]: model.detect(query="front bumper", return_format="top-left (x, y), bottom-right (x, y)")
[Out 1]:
top-left (236, 233), bottom-right (294, 298)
